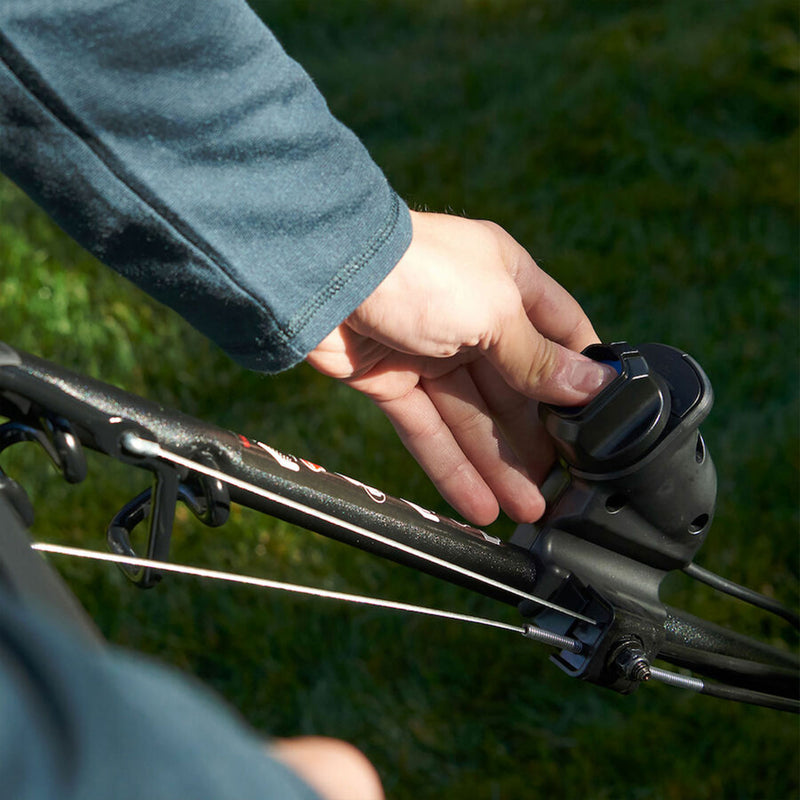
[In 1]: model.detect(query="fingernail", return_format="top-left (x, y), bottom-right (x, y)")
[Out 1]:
top-left (568, 359), bottom-right (618, 397)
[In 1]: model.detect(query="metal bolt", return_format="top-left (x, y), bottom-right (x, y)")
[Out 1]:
top-left (611, 638), bottom-right (652, 682)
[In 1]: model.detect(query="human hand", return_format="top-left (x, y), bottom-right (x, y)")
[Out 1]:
top-left (271, 736), bottom-right (384, 800)
top-left (306, 210), bottom-right (615, 526)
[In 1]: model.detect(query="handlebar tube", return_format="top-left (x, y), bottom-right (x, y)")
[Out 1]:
top-left (0, 341), bottom-right (797, 710)
top-left (0, 343), bottom-right (538, 605)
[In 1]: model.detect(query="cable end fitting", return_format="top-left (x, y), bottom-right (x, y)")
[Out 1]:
top-left (120, 431), bottom-right (161, 459)
top-left (522, 623), bottom-right (584, 655)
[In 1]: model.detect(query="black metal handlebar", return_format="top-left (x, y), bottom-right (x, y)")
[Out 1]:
top-left (0, 341), bottom-right (797, 711)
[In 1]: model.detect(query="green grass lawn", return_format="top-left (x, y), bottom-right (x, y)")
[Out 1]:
top-left (1, 1), bottom-right (798, 797)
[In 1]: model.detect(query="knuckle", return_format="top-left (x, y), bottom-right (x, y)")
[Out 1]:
top-left (483, 286), bottom-right (525, 345)
top-left (525, 337), bottom-right (560, 387)
top-left (451, 406), bottom-right (487, 436)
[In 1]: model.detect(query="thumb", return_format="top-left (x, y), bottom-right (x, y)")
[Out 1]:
top-left (487, 304), bottom-right (616, 405)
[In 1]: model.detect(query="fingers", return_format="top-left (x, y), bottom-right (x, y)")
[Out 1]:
top-left (306, 211), bottom-right (614, 522)
top-left (467, 358), bottom-right (557, 487)
top-left (372, 358), bottom-right (551, 524)
top-left (305, 326), bottom-right (390, 382)
top-left (402, 218), bottom-right (609, 405)
top-left (481, 221), bottom-right (616, 403)
top-left (312, 340), bottom-right (559, 524)
top-left (522, 269), bottom-right (600, 354)
top-left (375, 383), bottom-right (501, 526)
top-left (485, 301), bottom-right (617, 406)
top-left (422, 366), bottom-right (546, 523)
top-left (342, 211), bottom-right (612, 406)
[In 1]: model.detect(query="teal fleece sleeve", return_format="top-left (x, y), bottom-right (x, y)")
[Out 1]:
top-left (0, 589), bottom-right (322, 800)
top-left (0, 0), bottom-right (412, 371)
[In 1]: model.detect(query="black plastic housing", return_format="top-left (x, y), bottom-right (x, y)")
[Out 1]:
top-left (539, 342), bottom-right (716, 571)
top-left (512, 342), bottom-right (718, 690)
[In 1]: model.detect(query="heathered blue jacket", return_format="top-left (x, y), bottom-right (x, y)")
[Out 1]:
top-left (0, 0), bottom-right (412, 372)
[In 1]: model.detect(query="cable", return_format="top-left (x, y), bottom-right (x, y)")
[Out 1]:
top-left (32, 542), bottom-right (584, 654)
top-left (683, 562), bottom-right (800, 630)
top-left (649, 666), bottom-right (799, 714)
top-left (699, 680), bottom-right (800, 714)
top-left (657, 642), bottom-right (800, 698)
top-left (120, 433), bottom-right (596, 625)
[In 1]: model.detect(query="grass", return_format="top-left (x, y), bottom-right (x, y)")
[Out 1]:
top-left (1, 0), bottom-right (798, 797)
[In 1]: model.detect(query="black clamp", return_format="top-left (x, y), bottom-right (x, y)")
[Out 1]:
top-left (107, 442), bottom-right (230, 588)
top-left (0, 413), bottom-right (88, 526)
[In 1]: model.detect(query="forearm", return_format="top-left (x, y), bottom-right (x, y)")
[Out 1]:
top-left (0, 0), bottom-right (411, 371)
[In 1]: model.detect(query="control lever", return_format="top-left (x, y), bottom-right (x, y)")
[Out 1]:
top-left (511, 342), bottom-right (717, 692)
